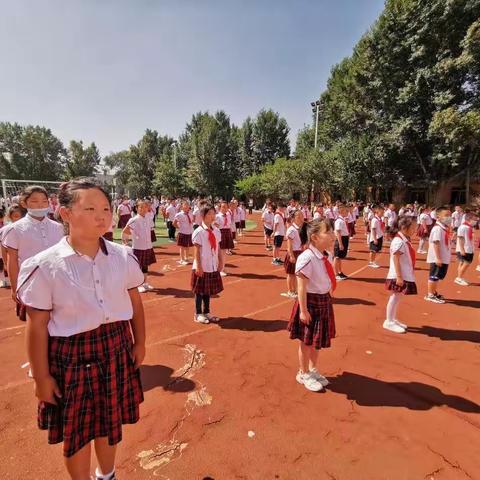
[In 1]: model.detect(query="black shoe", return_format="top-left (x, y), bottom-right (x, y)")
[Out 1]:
top-left (339, 273), bottom-right (348, 280)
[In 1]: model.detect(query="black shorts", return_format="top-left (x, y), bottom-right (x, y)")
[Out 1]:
top-left (429, 263), bottom-right (449, 281)
top-left (264, 227), bottom-right (273, 237)
top-left (456, 252), bottom-right (474, 264)
top-left (334, 236), bottom-right (349, 259)
top-left (274, 235), bottom-right (284, 247)
top-left (369, 237), bottom-right (383, 253)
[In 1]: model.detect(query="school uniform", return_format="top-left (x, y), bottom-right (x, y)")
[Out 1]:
top-left (456, 223), bottom-right (474, 264)
top-left (229, 210), bottom-right (237, 240)
top-left (166, 204), bottom-right (177, 240)
top-left (216, 212), bottom-right (234, 250)
top-left (117, 203), bottom-right (132, 228)
top-left (324, 208), bottom-right (335, 229)
top-left (127, 214), bottom-right (156, 273)
top-left (145, 210), bottom-right (157, 243)
top-left (288, 246), bottom-right (336, 350)
top-left (427, 223), bottom-right (451, 280)
top-left (384, 209), bottom-right (397, 236)
top-left (369, 215), bottom-right (385, 252)
top-left (191, 225), bottom-right (223, 295)
top-left (175, 211), bottom-right (194, 247)
top-left (0, 223), bottom-right (11, 278)
top-left (262, 210), bottom-right (275, 237)
top-left (313, 209), bottom-right (323, 220)
top-left (346, 211), bottom-right (356, 237)
top-left (334, 216), bottom-right (350, 259)
top-left (452, 211), bottom-right (462, 233)
top-left (417, 213), bottom-right (433, 239)
top-left (239, 206), bottom-right (246, 229)
top-left (385, 233), bottom-right (417, 294)
top-left (273, 212), bottom-right (286, 247)
top-left (233, 208), bottom-right (241, 230)
top-left (284, 223), bottom-right (303, 274)
top-left (2, 214), bottom-right (64, 321)
top-left (192, 207), bottom-right (202, 231)
top-left (16, 237), bottom-right (144, 458)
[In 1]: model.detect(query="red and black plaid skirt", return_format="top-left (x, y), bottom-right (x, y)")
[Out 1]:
top-left (284, 250), bottom-right (302, 275)
top-left (288, 293), bottom-right (336, 350)
top-left (38, 321), bottom-right (143, 457)
top-left (177, 233), bottom-right (193, 247)
top-left (240, 220), bottom-right (246, 229)
top-left (151, 230), bottom-right (157, 243)
top-left (102, 232), bottom-right (114, 242)
top-left (348, 222), bottom-right (356, 237)
top-left (117, 214), bottom-right (131, 229)
top-left (220, 229), bottom-right (234, 250)
top-left (191, 270), bottom-right (224, 295)
top-left (133, 248), bottom-right (156, 270)
top-left (416, 225), bottom-right (431, 239)
top-left (385, 279), bottom-right (418, 295)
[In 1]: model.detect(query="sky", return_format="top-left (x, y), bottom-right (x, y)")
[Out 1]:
top-left (0, 0), bottom-right (385, 157)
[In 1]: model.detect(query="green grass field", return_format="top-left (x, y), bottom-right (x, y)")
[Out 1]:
top-left (113, 218), bottom-right (257, 246)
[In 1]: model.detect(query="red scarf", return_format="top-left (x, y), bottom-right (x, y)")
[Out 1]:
top-left (462, 222), bottom-right (473, 241)
top-left (396, 233), bottom-right (416, 268)
top-left (185, 212), bottom-right (192, 224)
top-left (374, 215), bottom-right (385, 232)
top-left (436, 222), bottom-right (450, 246)
top-left (204, 226), bottom-right (217, 252)
top-left (322, 255), bottom-right (337, 292)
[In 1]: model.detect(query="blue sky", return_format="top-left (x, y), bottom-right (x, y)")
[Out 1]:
top-left (0, 0), bottom-right (385, 156)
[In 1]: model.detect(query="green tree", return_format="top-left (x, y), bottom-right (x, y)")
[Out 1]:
top-left (65, 140), bottom-right (100, 179)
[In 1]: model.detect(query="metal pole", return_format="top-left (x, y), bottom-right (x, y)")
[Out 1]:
top-left (314, 104), bottom-right (319, 149)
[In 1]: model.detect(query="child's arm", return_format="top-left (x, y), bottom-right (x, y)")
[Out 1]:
top-left (128, 288), bottom-right (146, 369)
top-left (392, 251), bottom-right (403, 286)
top-left (458, 235), bottom-right (466, 256)
top-left (26, 308), bottom-right (62, 404)
top-left (173, 217), bottom-right (179, 229)
top-left (122, 225), bottom-right (132, 245)
top-left (372, 226), bottom-right (378, 243)
top-left (194, 244), bottom-right (203, 276)
top-left (297, 274), bottom-right (311, 325)
top-left (287, 237), bottom-right (294, 258)
top-left (335, 227), bottom-right (343, 250)
top-left (6, 249), bottom-right (19, 301)
top-left (1, 244), bottom-right (8, 270)
top-left (432, 240), bottom-right (442, 266)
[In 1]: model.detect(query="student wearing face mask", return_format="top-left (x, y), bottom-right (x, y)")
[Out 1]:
top-left (425, 206), bottom-right (452, 304)
top-left (454, 211), bottom-right (478, 286)
top-left (1, 185), bottom-right (64, 320)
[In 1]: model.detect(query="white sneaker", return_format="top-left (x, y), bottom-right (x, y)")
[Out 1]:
top-left (424, 294), bottom-right (445, 304)
top-left (454, 278), bottom-right (469, 286)
top-left (394, 319), bottom-right (407, 329)
top-left (205, 313), bottom-right (220, 323)
top-left (145, 283), bottom-right (155, 290)
top-left (335, 274), bottom-right (345, 281)
top-left (309, 368), bottom-right (330, 387)
top-left (194, 314), bottom-right (209, 324)
top-left (369, 262), bottom-right (380, 268)
top-left (476, 265), bottom-right (480, 272)
top-left (383, 319), bottom-right (406, 334)
top-left (280, 292), bottom-right (291, 297)
top-left (296, 372), bottom-right (323, 392)
top-left (220, 271), bottom-right (228, 277)
top-left (138, 285), bottom-right (147, 293)
top-left (289, 292), bottom-right (298, 299)
top-left (180, 260), bottom-right (189, 265)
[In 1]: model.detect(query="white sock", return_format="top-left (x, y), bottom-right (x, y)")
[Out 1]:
top-left (95, 467), bottom-right (115, 480)
top-left (386, 293), bottom-right (401, 322)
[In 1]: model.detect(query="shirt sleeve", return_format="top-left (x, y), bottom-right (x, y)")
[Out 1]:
top-left (457, 225), bottom-right (466, 238)
top-left (2, 225), bottom-right (19, 249)
top-left (334, 219), bottom-right (341, 231)
top-left (125, 247), bottom-right (145, 289)
top-left (390, 237), bottom-right (404, 255)
top-left (17, 260), bottom-right (53, 310)
top-left (126, 217), bottom-right (136, 230)
top-left (295, 252), bottom-right (313, 278)
top-left (430, 227), bottom-right (441, 242)
top-left (192, 228), bottom-right (203, 245)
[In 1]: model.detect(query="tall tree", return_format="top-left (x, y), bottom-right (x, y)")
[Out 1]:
top-left (65, 140), bottom-right (100, 179)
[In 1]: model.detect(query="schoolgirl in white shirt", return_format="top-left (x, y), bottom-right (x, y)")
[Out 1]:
top-left (368, 205), bottom-right (385, 268)
top-left (283, 209), bottom-right (305, 299)
top-left (287, 218), bottom-right (337, 392)
top-left (454, 212), bottom-right (478, 286)
top-left (238, 202), bottom-right (247, 236)
top-left (384, 216), bottom-right (418, 334)
top-left (416, 206), bottom-right (433, 254)
top-left (229, 202), bottom-right (238, 247)
top-left (215, 201), bottom-right (234, 277)
top-left (2, 186), bottom-right (64, 320)
top-left (191, 204), bottom-right (223, 324)
top-left (116, 196), bottom-right (132, 228)
top-left (122, 200), bottom-right (156, 293)
top-left (262, 204), bottom-right (275, 251)
top-left (174, 201), bottom-right (194, 265)
top-left (333, 205), bottom-right (349, 280)
top-left (0, 205), bottom-right (25, 288)
top-left (165, 200), bottom-right (177, 242)
top-left (272, 203), bottom-right (287, 265)
top-left (17, 178), bottom-right (145, 480)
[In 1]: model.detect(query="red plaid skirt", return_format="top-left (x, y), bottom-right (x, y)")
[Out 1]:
top-left (416, 225), bottom-right (432, 239)
top-left (220, 229), bottom-right (234, 250)
top-left (288, 293), bottom-right (336, 349)
top-left (38, 321), bottom-right (143, 457)
top-left (117, 214), bottom-right (131, 229)
top-left (385, 279), bottom-right (418, 295)
top-left (133, 248), bottom-right (156, 270)
top-left (102, 232), bottom-right (114, 242)
top-left (284, 250), bottom-right (302, 275)
top-left (191, 270), bottom-right (224, 295)
top-left (151, 230), bottom-right (157, 243)
top-left (177, 233), bottom-right (193, 247)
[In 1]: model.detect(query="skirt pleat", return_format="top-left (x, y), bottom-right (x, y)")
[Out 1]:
top-left (284, 251), bottom-right (302, 275)
top-left (191, 270), bottom-right (224, 295)
top-left (177, 233), bottom-right (193, 247)
top-left (219, 229), bottom-right (234, 250)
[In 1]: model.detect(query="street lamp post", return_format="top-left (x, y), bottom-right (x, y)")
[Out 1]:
top-left (310, 100), bottom-right (321, 149)
top-left (171, 140), bottom-right (178, 169)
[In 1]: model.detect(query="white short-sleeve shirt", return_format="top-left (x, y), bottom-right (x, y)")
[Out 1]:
top-left (192, 208), bottom-right (202, 225)
top-left (313, 211), bottom-right (322, 220)
top-left (118, 203), bottom-right (131, 216)
top-left (192, 225), bottom-right (221, 272)
top-left (17, 237), bottom-right (144, 337)
top-left (2, 215), bottom-right (64, 266)
top-left (166, 205), bottom-right (177, 221)
top-left (387, 234), bottom-right (415, 282)
top-left (384, 209), bottom-right (397, 228)
top-left (427, 223), bottom-right (451, 264)
top-left (334, 217), bottom-right (349, 237)
top-left (216, 212), bottom-right (232, 230)
top-left (126, 214), bottom-right (153, 251)
top-left (286, 224), bottom-right (302, 251)
top-left (419, 213), bottom-right (433, 226)
top-left (456, 224), bottom-right (474, 254)
top-left (452, 211), bottom-right (462, 229)
top-left (262, 210), bottom-right (274, 229)
top-left (295, 246), bottom-right (332, 294)
top-left (238, 207), bottom-right (246, 221)
top-left (175, 211), bottom-right (194, 235)
top-left (369, 216), bottom-right (384, 242)
top-left (274, 213), bottom-right (286, 237)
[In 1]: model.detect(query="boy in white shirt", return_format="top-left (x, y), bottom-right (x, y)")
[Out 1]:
top-left (454, 212), bottom-right (478, 286)
top-left (333, 205), bottom-right (349, 280)
top-left (425, 206), bottom-right (452, 304)
top-left (368, 205), bottom-right (385, 268)
top-left (262, 203), bottom-right (275, 251)
top-left (272, 203), bottom-right (286, 266)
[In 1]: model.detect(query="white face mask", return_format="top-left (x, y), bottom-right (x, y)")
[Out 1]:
top-left (27, 207), bottom-right (49, 218)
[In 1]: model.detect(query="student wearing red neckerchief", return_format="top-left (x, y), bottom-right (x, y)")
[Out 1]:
top-left (368, 204), bottom-right (385, 268)
top-left (454, 211), bottom-right (478, 286)
top-left (272, 202), bottom-right (287, 266)
top-left (425, 206), bottom-right (452, 304)
top-left (383, 216), bottom-right (418, 334)
top-left (287, 218), bottom-right (336, 393)
top-left (282, 209), bottom-right (305, 298)
top-left (333, 204), bottom-right (350, 280)
top-left (214, 201), bottom-right (234, 277)
top-left (174, 201), bottom-right (194, 265)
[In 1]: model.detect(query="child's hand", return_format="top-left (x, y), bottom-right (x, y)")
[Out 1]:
top-left (300, 311), bottom-right (311, 325)
top-left (195, 267), bottom-right (204, 277)
top-left (436, 260), bottom-right (442, 267)
top-left (35, 375), bottom-right (62, 405)
top-left (132, 343), bottom-right (146, 369)
top-left (395, 278), bottom-right (404, 288)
